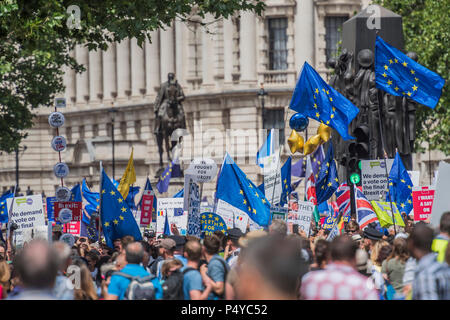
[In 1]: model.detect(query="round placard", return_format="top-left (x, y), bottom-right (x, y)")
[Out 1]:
top-left (59, 233), bottom-right (75, 247)
top-left (58, 208), bottom-right (73, 224)
top-left (51, 136), bottom-right (67, 152)
top-left (54, 162), bottom-right (69, 178)
top-left (48, 112), bottom-right (65, 128)
top-left (55, 186), bottom-right (71, 202)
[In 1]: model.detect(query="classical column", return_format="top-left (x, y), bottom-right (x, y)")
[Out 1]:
top-left (75, 44), bottom-right (89, 103)
top-left (175, 19), bottom-right (186, 85)
top-left (239, 11), bottom-right (257, 85)
top-left (131, 38), bottom-right (146, 97)
top-left (223, 18), bottom-right (234, 84)
top-left (89, 50), bottom-right (103, 102)
top-left (160, 24), bottom-right (175, 82)
top-left (145, 30), bottom-right (160, 96)
top-left (116, 38), bottom-right (131, 99)
top-left (103, 43), bottom-right (117, 100)
top-left (64, 50), bottom-right (76, 105)
top-left (295, 0), bottom-right (315, 68)
top-left (202, 15), bottom-right (215, 87)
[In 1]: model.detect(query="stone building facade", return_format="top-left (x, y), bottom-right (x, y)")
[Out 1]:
top-left (0, 0), bottom-right (443, 202)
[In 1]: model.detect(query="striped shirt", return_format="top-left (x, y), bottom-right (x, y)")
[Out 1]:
top-left (412, 253), bottom-right (450, 300)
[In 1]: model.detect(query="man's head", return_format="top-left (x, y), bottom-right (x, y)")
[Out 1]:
top-left (269, 220), bottom-right (287, 237)
top-left (330, 235), bottom-right (359, 266)
top-left (125, 242), bottom-right (145, 265)
top-left (345, 220), bottom-right (360, 236)
top-left (184, 240), bottom-right (202, 262)
top-left (139, 240), bottom-right (151, 267)
top-left (439, 211), bottom-right (450, 237)
top-left (121, 235), bottom-right (135, 252)
top-left (155, 238), bottom-right (176, 259)
top-left (52, 241), bottom-right (71, 272)
top-left (202, 235), bottom-right (221, 257)
top-left (225, 228), bottom-right (244, 250)
top-left (362, 226), bottom-right (383, 251)
top-left (85, 250), bottom-right (100, 272)
top-left (168, 72), bottom-right (175, 83)
top-left (408, 223), bottom-right (434, 260)
top-left (169, 235), bottom-right (186, 255)
top-left (236, 236), bottom-right (308, 299)
top-left (113, 239), bottom-right (122, 252)
top-left (114, 253), bottom-right (127, 270)
top-left (14, 239), bottom-right (59, 289)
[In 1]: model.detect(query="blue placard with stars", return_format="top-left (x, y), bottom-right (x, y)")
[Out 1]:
top-left (200, 212), bottom-right (228, 238)
top-left (100, 169), bottom-right (142, 248)
top-left (375, 36), bottom-right (445, 109)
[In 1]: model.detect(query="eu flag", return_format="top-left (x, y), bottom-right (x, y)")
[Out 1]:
top-left (100, 169), bottom-right (142, 248)
top-left (375, 36), bottom-right (445, 109)
top-left (0, 190), bottom-right (13, 223)
top-left (279, 156), bottom-right (292, 207)
top-left (216, 153), bottom-right (271, 227)
top-left (156, 161), bottom-right (175, 193)
top-left (315, 144), bottom-right (339, 203)
top-left (291, 145), bottom-right (325, 178)
top-left (82, 179), bottom-right (100, 213)
top-left (125, 186), bottom-right (140, 211)
top-left (289, 62), bottom-right (359, 140)
top-left (70, 184), bottom-right (82, 202)
top-left (387, 152), bottom-right (413, 215)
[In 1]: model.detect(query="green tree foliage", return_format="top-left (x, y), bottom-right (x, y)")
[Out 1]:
top-left (376, 0), bottom-right (449, 155)
top-left (0, 0), bottom-right (265, 153)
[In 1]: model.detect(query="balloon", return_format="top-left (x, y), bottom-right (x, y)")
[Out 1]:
top-left (317, 123), bottom-right (331, 143)
top-left (304, 134), bottom-right (322, 155)
top-left (289, 113), bottom-right (309, 132)
top-left (287, 130), bottom-right (304, 154)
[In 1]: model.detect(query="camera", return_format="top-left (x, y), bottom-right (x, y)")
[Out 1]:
top-left (10, 223), bottom-right (19, 231)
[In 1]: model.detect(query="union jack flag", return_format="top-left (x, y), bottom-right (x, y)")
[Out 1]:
top-left (355, 187), bottom-right (380, 230)
top-left (305, 156), bottom-right (317, 205)
top-left (335, 183), bottom-right (351, 216)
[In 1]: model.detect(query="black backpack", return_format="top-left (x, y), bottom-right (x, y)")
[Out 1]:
top-left (113, 272), bottom-right (157, 300)
top-left (162, 267), bottom-right (196, 300)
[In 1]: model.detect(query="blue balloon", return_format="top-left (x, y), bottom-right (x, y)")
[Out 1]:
top-left (289, 113), bottom-right (309, 131)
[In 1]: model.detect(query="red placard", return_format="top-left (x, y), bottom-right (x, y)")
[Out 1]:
top-left (140, 194), bottom-right (154, 226)
top-left (412, 186), bottom-right (435, 222)
top-left (63, 221), bottom-right (81, 236)
top-left (54, 202), bottom-right (82, 222)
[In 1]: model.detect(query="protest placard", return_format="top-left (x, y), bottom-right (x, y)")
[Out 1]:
top-left (140, 194), bottom-right (154, 226)
top-left (6, 195), bottom-right (46, 247)
top-left (361, 159), bottom-right (394, 201)
top-left (63, 221), bottom-right (81, 236)
top-left (270, 205), bottom-right (288, 221)
top-left (156, 198), bottom-right (187, 236)
top-left (430, 161), bottom-right (450, 228)
top-left (46, 196), bottom-right (57, 221)
top-left (215, 199), bottom-right (248, 233)
top-left (185, 158), bottom-right (218, 183)
top-left (287, 200), bottom-right (314, 236)
top-left (263, 153), bottom-right (282, 205)
top-left (54, 202), bottom-right (82, 222)
top-left (200, 212), bottom-right (227, 238)
top-left (184, 175), bottom-right (201, 237)
top-left (412, 186), bottom-right (435, 222)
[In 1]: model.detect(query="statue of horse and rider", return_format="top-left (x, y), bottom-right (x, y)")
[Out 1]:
top-left (153, 73), bottom-right (186, 172)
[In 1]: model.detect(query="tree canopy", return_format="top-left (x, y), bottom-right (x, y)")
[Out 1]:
top-left (0, 0), bottom-right (265, 153)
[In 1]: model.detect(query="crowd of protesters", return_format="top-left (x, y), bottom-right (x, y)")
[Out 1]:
top-left (0, 211), bottom-right (449, 300)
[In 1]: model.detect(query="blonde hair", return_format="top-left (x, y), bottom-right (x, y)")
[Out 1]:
top-left (74, 264), bottom-right (98, 300)
top-left (370, 240), bottom-right (390, 266)
top-left (161, 258), bottom-right (183, 279)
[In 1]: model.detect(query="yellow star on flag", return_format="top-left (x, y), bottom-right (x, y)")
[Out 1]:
top-left (394, 86), bottom-right (399, 91)
top-left (121, 207), bottom-right (127, 212)
top-left (394, 59), bottom-right (398, 63)
top-left (243, 199), bottom-right (247, 205)
top-left (119, 215), bottom-right (124, 220)
top-left (410, 69), bottom-right (415, 74)
top-left (316, 112), bottom-right (320, 118)
top-left (118, 198), bottom-right (123, 203)
top-left (389, 59), bottom-right (393, 64)
top-left (253, 208), bottom-right (257, 214)
top-left (412, 85), bottom-right (418, 91)
top-left (382, 72), bottom-right (387, 78)
top-left (208, 214), bottom-right (213, 218)
top-left (262, 199), bottom-right (266, 204)
top-left (113, 219), bottom-right (119, 225)
top-left (407, 92), bottom-right (412, 97)
top-left (104, 222), bottom-right (110, 227)
top-left (332, 107), bottom-right (336, 112)
top-left (202, 215), bottom-right (206, 219)
top-left (315, 88), bottom-right (319, 94)
top-left (402, 62), bottom-right (408, 67)
top-left (102, 190), bottom-right (106, 194)
top-left (384, 65), bottom-right (389, 70)
top-left (415, 77), bottom-right (419, 82)
top-left (313, 103), bottom-right (318, 109)
top-left (110, 190), bottom-right (115, 196)
top-left (387, 80), bottom-right (392, 85)
top-left (335, 177), bottom-right (339, 182)
top-left (327, 182), bottom-right (332, 187)
top-left (330, 114), bottom-right (334, 119)
top-left (239, 190), bottom-right (244, 195)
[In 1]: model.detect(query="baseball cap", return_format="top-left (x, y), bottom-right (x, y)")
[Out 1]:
top-left (169, 235), bottom-right (186, 248)
top-left (155, 238), bottom-right (176, 250)
top-left (227, 228), bottom-right (244, 241)
top-left (352, 234), bottom-right (362, 242)
top-left (363, 226), bottom-right (383, 241)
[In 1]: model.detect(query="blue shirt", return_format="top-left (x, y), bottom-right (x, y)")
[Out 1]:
top-left (207, 255), bottom-right (228, 300)
top-left (108, 264), bottom-right (163, 300)
top-left (174, 254), bottom-right (188, 266)
top-left (181, 266), bottom-right (203, 300)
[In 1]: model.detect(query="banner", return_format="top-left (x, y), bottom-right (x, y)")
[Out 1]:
top-left (361, 159), bottom-right (394, 201)
top-left (156, 198), bottom-right (187, 236)
top-left (430, 161), bottom-right (450, 228)
top-left (185, 175), bottom-right (201, 237)
top-left (371, 201), bottom-right (405, 228)
top-left (54, 202), bottom-right (82, 222)
top-left (412, 186), bottom-right (435, 222)
top-left (63, 221), bottom-right (81, 236)
top-left (200, 212), bottom-right (227, 238)
top-left (270, 206), bottom-right (288, 221)
top-left (287, 200), bottom-right (314, 236)
top-left (6, 195), bottom-right (46, 247)
top-left (140, 194), bottom-right (154, 226)
top-left (46, 197), bottom-right (57, 221)
top-left (263, 153), bottom-right (282, 205)
top-left (215, 199), bottom-right (248, 233)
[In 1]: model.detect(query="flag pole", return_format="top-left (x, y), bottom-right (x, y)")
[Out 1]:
top-left (98, 161), bottom-right (103, 243)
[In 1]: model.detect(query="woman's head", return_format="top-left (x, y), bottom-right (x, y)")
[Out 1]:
top-left (161, 258), bottom-right (183, 279)
top-left (375, 244), bottom-right (392, 266)
top-left (388, 237), bottom-right (409, 263)
top-left (313, 239), bottom-right (330, 268)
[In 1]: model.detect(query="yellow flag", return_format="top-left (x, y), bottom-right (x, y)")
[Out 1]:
top-left (118, 148), bottom-right (136, 200)
top-left (371, 201), bottom-right (405, 228)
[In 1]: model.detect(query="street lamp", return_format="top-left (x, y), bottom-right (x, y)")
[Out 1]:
top-left (108, 106), bottom-right (118, 180)
top-left (257, 82), bottom-right (268, 128)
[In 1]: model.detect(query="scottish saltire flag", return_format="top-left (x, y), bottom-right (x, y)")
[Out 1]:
top-left (375, 36), bottom-right (445, 109)
top-left (305, 156), bottom-right (317, 205)
top-left (216, 153), bottom-right (271, 227)
top-left (139, 178), bottom-right (157, 222)
top-left (257, 129), bottom-right (280, 168)
top-left (336, 183), bottom-right (351, 217)
top-left (100, 169), bottom-right (142, 248)
top-left (289, 62), bottom-right (359, 140)
top-left (387, 152), bottom-right (414, 214)
top-left (291, 145), bottom-right (325, 178)
top-left (355, 187), bottom-right (380, 230)
top-left (173, 188), bottom-right (184, 198)
top-left (0, 190), bottom-right (13, 223)
top-left (316, 145), bottom-right (339, 204)
top-left (279, 157), bottom-right (292, 207)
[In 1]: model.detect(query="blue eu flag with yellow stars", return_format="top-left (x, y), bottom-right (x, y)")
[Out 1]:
top-left (375, 36), bottom-right (445, 109)
top-left (387, 152), bottom-right (413, 215)
top-left (316, 144), bottom-right (339, 204)
top-left (289, 62), bottom-right (359, 140)
top-left (70, 184), bottom-right (82, 202)
top-left (216, 153), bottom-right (271, 227)
top-left (0, 190), bottom-right (13, 223)
top-left (257, 157), bottom-right (292, 207)
top-left (156, 159), bottom-right (182, 193)
top-left (100, 169), bottom-right (142, 249)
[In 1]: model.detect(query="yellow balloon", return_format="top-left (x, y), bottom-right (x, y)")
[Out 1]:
top-left (287, 130), bottom-right (304, 154)
top-left (304, 134), bottom-right (322, 155)
top-left (317, 123), bottom-right (331, 142)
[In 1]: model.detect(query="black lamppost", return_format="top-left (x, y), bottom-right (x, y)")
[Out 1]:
top-left (14, 145), bottom-right (27, 196)
top-left (108, 107), bottom-right (118, 180)
top-left (257, 83), bottom-right (268, 128)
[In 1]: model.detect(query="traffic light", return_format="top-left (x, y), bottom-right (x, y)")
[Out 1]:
top-left (346, 124), bottom-right (370, 186)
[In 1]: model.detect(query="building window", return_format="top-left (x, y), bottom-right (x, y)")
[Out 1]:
top-left (263, 109), bottom-right (285, 146)
top-left (268, 18), bottom-right (288, 70)
top-left (325, 16), bottom-right (348, 62)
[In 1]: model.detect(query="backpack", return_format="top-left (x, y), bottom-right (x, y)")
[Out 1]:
top-left (113, 272), bottom-right (157, 300)
top-left (161, 267), bottom-right (196, 300)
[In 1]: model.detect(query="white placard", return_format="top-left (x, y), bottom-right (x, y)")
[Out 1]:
top-left (54, 162), bottom-right (69, 178)
top-left (156, 198), bottom-right (187, 236)
top-left (6, 195), bottom-right (46, 247)
top-left (22, 225), bottom-right (49, 243)
top-left (54, 98), bottom-right (66, 108)
top-left (407, 171), bottom-right (420, 187)
top-left (51, 136), bottom-right (67, 152)
top-left (215, 199), bottom-right (248, 233)
top-left (361, 159), bottom-right (394, 201)
top-left (264, 168), bottom-right (282, 205)
top-left (185, 158), bottom-right (218, 182)
top-left (48, 112), bottom-right (65, 128)
top-left (430, 161), bottom-right (450, 228)
top-left (286, 200), bottom-right (314, 237)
